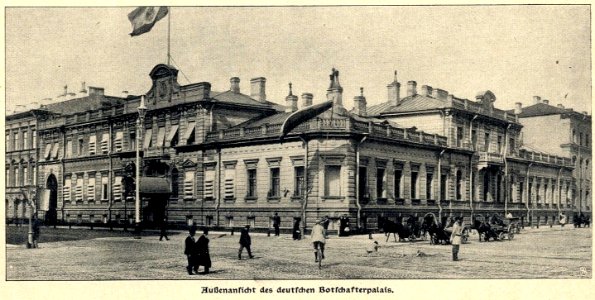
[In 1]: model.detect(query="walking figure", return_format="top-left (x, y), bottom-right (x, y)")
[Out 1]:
top-left (159, 216), bottom-right (170, 241)
top-left (32, 215), bottom-right (40, 248)
top-left (195, 227), bottom-right (211, 274)
top-left (272, 212), bottom-right (281, 236)
top-left (238, 225), bottom-right (254, 260)
top-left (450, 216), bottom-right (464, 261)
top-left (184, 226), bottom-right (198, 275)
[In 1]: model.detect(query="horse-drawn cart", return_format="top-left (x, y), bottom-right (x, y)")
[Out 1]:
top-left (473, 214), bottom-right (515, 241)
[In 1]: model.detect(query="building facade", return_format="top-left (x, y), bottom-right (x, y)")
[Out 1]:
top-left (6, 64), bottom-right (583, 232)
top-left (513, 97), bottom-right (592, 216)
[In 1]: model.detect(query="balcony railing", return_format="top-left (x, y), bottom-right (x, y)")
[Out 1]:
top-left (206, 117), bottom-right (448, 147)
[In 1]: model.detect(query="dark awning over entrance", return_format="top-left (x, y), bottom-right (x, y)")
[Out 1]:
top-left (139, 177), bottom-right (172, 194)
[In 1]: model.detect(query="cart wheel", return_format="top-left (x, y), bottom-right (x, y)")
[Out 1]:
top-left (498, 232), bottom-right (505, 240)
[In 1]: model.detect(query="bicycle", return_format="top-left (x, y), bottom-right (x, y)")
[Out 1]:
top-left (314, 241), bottom-right (324, 269)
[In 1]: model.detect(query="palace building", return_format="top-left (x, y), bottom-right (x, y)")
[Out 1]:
top-left (5, 64), bottom-right (585, 232)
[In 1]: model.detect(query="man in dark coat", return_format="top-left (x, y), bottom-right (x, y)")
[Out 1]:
top-left (184, 226), bottom-right (198, 275)
top-left (238, 225), bottom-right (254, 260)
top-left (195, 228), bottom-right (211, 274)
top-left (159, 216), bottom-right (170, 241)
top-left (272, 212), bottom-right (281, 236)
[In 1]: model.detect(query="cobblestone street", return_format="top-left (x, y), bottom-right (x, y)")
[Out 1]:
top-left (5, 225), bottom-right (592, 280)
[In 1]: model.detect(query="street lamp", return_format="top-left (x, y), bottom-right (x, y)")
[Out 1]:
top-left (135, 95), bottom-right (147, 238)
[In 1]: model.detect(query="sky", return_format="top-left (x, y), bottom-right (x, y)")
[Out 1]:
top-left (4, 5), bottom-right (592, 115)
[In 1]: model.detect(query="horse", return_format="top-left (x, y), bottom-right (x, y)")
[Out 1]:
top-left (422, 213), bottom-right (450, 245)
top-left (380, 216), bottom-right (416, 242)
top-left (473, 217), bottom-right (499, 242)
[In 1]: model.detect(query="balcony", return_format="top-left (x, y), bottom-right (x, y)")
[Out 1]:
top-left (426, 199), bottom-right (436, 206)
top-left (478, 152), bottom-right (504, 169)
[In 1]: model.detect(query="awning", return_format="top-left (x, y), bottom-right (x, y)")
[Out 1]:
top-left (156, 127), bottom-right (166, 147)
top-left (166, 125), bottom-right (179, 144)
top-left (44, 144), bottom-right (53, 159)
top-left (51, 142), bottom-right (60, 159)
top-left (183, 122), bottom-right (195, 142)
top-left (143, 129), bottom-right (153, 149)
top-left (139, 176), bottom-right (171, 194)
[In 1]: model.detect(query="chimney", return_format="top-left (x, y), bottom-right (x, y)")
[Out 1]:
top-left (533, 96), bottom-right (541, 104)
top-left (230, 77), bottom-right (240, 93)
top-left (353, 87), bottom-right (367, 116)
top-left (420, 85), bottom-right (433, 97)
top-left (557, 104), bottom-right (565, 109)
top-left (432, 88), bottom-right (448, 100)
top-left (250, 77), bottom-right (266, 102)
top-left (326, 68), bottom-right (343, 107)
top-left (79, 82), bottom-right (87, 94)
top-left (407, 81), bottom-right (417, 97)
top-left (122, 91), bottom-right (129, 98)
top-left (63, 85), bottom-right (68, 96)
top-left (387, 70), bottom-right (401, 106)
top-left (285, 83), bottom-right (298, 113)
top-left (301, 93), bottom-right (313, 107)
top-left (515, 102), bottom-right (523, 114)
top-left (543, 99), bottom-right (549, 105)
top-left (88, 86), bottom-right (105, 96)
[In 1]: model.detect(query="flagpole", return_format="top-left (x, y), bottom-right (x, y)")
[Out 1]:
top-left (167, 7), bottom-right (171, 65)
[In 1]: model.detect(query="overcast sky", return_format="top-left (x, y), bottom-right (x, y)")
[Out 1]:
top-left (5, 5), bottom-right (592, 114)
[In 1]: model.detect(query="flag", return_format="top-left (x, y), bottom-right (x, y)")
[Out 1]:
top-left (128, 6), bottom-right (169, 37)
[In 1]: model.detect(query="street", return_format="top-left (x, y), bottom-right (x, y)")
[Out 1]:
top-left (5, 225), bottom-right (592, 280)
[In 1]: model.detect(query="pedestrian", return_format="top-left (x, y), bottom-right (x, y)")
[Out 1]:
top-left (32, 215), bottom-right (40, 248)
top-left (195, 227), bottom-right (211, 274)
top-left (311, 220), bottom-right (326, 262)
top-left (159, 216), bottom-right (170, 241)
top-left (238, 225), bottom-right (254, 260)
top-left (449, 216), bottom-right (464, 261)
top-left (322, 215), bottom-right (330, 238)
top-left (272, 212), bottom-right (281, 236)
top-left (184, 226), bottom-right (198, 275)
top-left (292, 219), bottom-right (301, 240)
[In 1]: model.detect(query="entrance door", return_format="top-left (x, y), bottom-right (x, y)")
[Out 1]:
top-left (46, 174), bottom-right (58, 225)
top-left (142, 195), bottom-right (167, 228)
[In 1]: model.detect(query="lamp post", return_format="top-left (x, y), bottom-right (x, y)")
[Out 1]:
top-left (135, 95), bottom-right (147, 238)
top-left (23, 186), bottom-right (37, 249)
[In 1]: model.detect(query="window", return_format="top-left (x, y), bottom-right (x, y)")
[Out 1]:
top-left (224, 167), bottom-right (235, 199)
top-left (166, 125), bottom-right (179, 147)
top-left (78, 138), bottom-right (84, 156)
top-left (441, 172), bottom-right (448, 201)
top-left (519, 180), bottom-right (524, 203)
top-left (204, 168), bottom-right (215, 200)
top-left (114, 131), bottom-right (123, 152)
top-left (528, 182), bottom-right (533, 205)
top-left (32, 130), bottom-right (36, 149)
top-left (155, 127), bottom-right (166, 147)
top-left (471, 130), bottom-right (477, 150)
top-left (484, 132), bottom-right (490, 152)
top-left (324, 165), bottom-right (342, 197)
top-left (426, 170), bottom-right (433, 200)
top-left (269, 168), bottom-right (280, 198)
top-left (411, 170), bottom-right (418, 199)
top-left (247, 169), bottom-right (257, 198)
top-left (113, 176), bottom-right (122, 201)
top-left (456, 170), bottom-right (463, 200)
top-left (101, 175), bottom-right (109, 200)
top-left (65, 140), bottom-right (73, 158)
top-left (87, 177), bottom-right (96, 202)
top-left (586, 134), bottom-right (590, 147)
top-left (394, 165), bottom-right (403, 199)
top-left (171, 169), bottom-right (179, 200)
top-left (63, 177), bottom-right (72, 202)
top-left (129, 131), bottom-right (136, 151)
top-left (75, 178), bottom-right (84, 202)
top-left (32, 167), bottom-right (36, 185)
top-left (536, 183), bottom-right (541, 203)
top-left (100, 133), bottom-right (109, 154)
top-left (184, 171), bottom-right (195, 199)
top-left (89, 135), bottom-right (97, 155)
top-left (14, 132), bottom-right (19, 151)
top-left (580, 133), bottom-right (583, 146)
top-left (376, 168), bottom-right (386, 198)
top-left (6, 133), bottom-right (10, 151)
top-left (294, 166), bottom-right (305, 197)
top-left (358, 167), bottom-right (367, 200)
top-left (6, 169), bottom-right (10, 186)
top-left (16, 166), bottom-right (21, 186)
top-left (497, 135), bottom-right (503, 153)
top-left (23, 167), bottom-right (28, 185)
top-left (456, 126), bottom-right (464, 147)
top-left (23, 131), bottom-right (29, 150)
top-left (509, 137), bottom-right (515, 155)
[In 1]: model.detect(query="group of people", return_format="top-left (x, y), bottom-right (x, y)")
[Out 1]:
top-left (184, 226), bottom-right (211, 275)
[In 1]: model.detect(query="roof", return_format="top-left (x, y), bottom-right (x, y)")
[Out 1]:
top-left (210, 90), bottom-right (284, 111)
top-left (512, 102), bottom-right (589, 118)
top-left (42, 94), bottom-right (127, 115)
top-left (367, 94), bottom-right (446, 115)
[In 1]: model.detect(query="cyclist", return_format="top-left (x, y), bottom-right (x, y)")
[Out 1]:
top-left (311, 220), bottom-right (326, 262)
